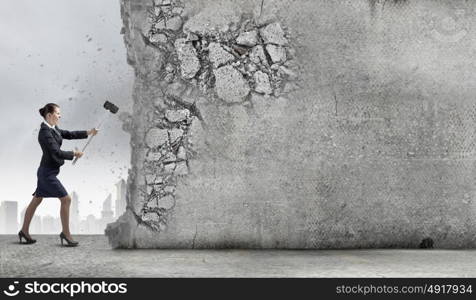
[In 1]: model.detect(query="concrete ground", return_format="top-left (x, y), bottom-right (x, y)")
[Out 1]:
top-left (0, 235), bottom-right (475, 277)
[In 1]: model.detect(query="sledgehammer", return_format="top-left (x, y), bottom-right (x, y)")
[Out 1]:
top-left (72, 101), bottom-right (119, 165)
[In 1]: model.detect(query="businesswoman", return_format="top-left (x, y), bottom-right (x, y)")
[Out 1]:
top-left (19, 103), bottom-right (98, 247)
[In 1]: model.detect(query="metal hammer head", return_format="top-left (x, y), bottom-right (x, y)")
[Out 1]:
top-left (103, 101), bottom-right (119, 114)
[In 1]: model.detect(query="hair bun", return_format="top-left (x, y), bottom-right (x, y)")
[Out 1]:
top-left (39, 103), bottom-right (59, 119)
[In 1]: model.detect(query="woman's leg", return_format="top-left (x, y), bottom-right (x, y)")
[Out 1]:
top-left (59, 194), bottom-right (73, 239)
top-left (21, 196), bottom-right (43, 237)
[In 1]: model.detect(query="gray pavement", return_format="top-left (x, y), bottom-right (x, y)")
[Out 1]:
top-left (0, 235), bottom-right (475, 277)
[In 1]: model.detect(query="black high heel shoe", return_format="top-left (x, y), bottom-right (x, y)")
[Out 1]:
top-left (18, 230), bottom-right (36, 244)
top-left (59, 232), bottom-right (79, 247)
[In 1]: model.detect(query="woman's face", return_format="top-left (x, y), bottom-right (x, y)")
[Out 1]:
top-left (46, 107), bottom-right (61, 126)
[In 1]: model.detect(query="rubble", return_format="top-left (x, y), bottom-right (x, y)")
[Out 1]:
top-left (146, 151), bottom-right (163, 161)
top-left (147, 198), bottom-right (158, 209)
top-left (162, 152), bottom-right (177, 163)
top-left (164, 163), bottom-right (176, 173)
top-left (208, 42), bottom-right (235, 68)
top-left (253, 71), bottom-right (273, 95)
top-left (149, 33), bottom-right (168, 44)
top-left (249, 45), bottom-right (269, 66)
top-left (259, 23), bottom-right (288, 45)
top-left (165, 109), bottom-right (190, 122)
top-left (176, 145), bottom-right (187, 160)
top-left (214, 65), bottom-right (251, 103)
top-left (166, 16), bottom-right (183, 31)
top-left (236, 30), bottom-right (258, 47)
top-left (142, 212), bottom-right (160, 222)
top-left (168, 128), bottom-right (184, 143)
top-left (145, 128), bottom-right (169, 148)
top-left (145, 1), bottom-right (296, 101)
top-left (145, 174), bottom-right (164, 185)
top-left (174, 39), bottom-right (200, 79)
top-left (266, 45), bottom-right (287, 64)
top-left (158, 195), bottom-right (175, 210)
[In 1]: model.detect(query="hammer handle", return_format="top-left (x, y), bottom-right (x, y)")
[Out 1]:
top-left (72, 134), bottom-right (96, 165)
top-left (72, 109), bottom-right (110, 165)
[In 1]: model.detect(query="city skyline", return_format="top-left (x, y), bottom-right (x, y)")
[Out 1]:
top-left (1, 178), bottom-right (126, 234)
top-left (0, 0), bottom-right (134, 221)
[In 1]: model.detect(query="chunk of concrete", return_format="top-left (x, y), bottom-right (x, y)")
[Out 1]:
top-left (168, 128), bottom-right (184, 143)
top-left (165, 109), bottom-right (190, 122)
top-left (146, 151), bottom-right (163, 161)
top-left (163, 162), bottom-right (176, 173)
top-left (158, 194), bottom-right (175, 210)
top-left (146, 198), bottom-right (158, 208)
top-left (236, 30), bottom-right (258, 47)
top-left (155, 0), bottom-right (171, 5)
top-left (154, 19), bottom-right (166, 30)
top-left (145, 174), bottom-right (164, 185)
top-left (165, 81), bottom-right (187, 98)
top-left (259, 23), bottom-right (288, 45)
top-left (162, 152), bottom-right (177, 163)
top-left (166, 16), bottom-right (183, 31)
top-left (145, 128), bottom-right (169, 148)
top-left (149, 33), bottom-right (168, 44)
top-left (176, 145), bottom-right (187, 160)
top-left (105, 209), bottom-right (138, 249)
top-left (172, 6), bottom-right (184, 15)
top-left (174, 38), bottom-right (200, 79)
top-left (265, 44), bottom-right (287, 64)
top-left (208, 42), bottom-right (235, 68)
top-left (253, 71), bottom-right (273, 95)
top-left (213, 65), bottom-right (250, 103)
top-left (142, 212), bottom-right (159, 222)
top-left (249, 45), bottom-right (269, 66)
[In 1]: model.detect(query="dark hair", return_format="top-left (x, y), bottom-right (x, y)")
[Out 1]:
top-left (39, 103), bottom-right (59, 119)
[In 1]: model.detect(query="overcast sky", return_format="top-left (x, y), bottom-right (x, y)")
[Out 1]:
top-left (0, 0), bottom-right (134, 220)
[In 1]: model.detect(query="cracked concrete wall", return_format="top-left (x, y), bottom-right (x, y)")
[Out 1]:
top-left (106, 0), bottom-right (476, 248)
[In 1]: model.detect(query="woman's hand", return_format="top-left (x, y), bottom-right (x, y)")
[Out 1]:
top-left (87, 128), bottom-right (99, 136)
top-left (73, 150), bottom-right (84, 158)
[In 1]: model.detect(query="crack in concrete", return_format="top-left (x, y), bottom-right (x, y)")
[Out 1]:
top-left (259, 0), bottom-right (265, 19)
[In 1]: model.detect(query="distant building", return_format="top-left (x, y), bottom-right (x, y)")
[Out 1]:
top-left (30, 215), bottom-right (42, 234)
top-left (71, 191), bottom-right (80, 232)
top-left (20, 207), bottom-right (42, 234)
top-left (0, 201), bottom-right (18, 234)
top-left (80, 214), bottom-right (100, 234)
top-left (100, 194), bottom-right (114, 232)
top-left (115, 179), bottom-right (127, 218)
top-left (42, 215), bottom-right (60, 234)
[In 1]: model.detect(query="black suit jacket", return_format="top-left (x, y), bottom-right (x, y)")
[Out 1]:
top-left (38, 122), bottom-right (88, 168)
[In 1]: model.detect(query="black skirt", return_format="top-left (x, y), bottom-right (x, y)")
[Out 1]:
top-left (32, 166), bottom-right (68, 198)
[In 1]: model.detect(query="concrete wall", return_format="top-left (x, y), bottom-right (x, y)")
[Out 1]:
top-left (106, 0), bottom-right (476, 248)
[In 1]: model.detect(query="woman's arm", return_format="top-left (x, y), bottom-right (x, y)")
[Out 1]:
top-left (57, 128), bottom-right (94, 140)
top-left (42, 129), bottom-right (75, 160)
